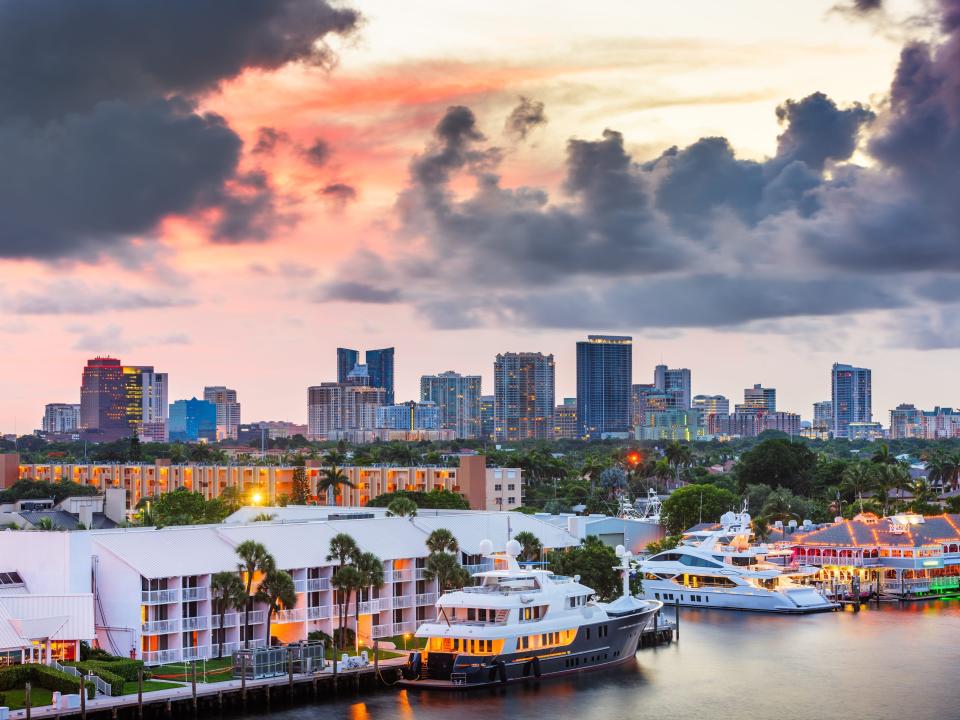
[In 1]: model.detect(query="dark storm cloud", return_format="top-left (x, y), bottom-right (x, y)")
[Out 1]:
top-left (304, 138), bottom-right (332, 166)
top-left (252, 127), bottom-right (290, 155)
top-left (320, 183), bottom-right (358, 208)
top-left (504, 97), bottom-right (548, 140)
top-left (315, 282), bottom-right (402, 304)
top-left (6, 283), bottom-right (194, 315)
top-left (0, 0), bottom-right (359, 260)
top-left (773, 92), bottom-right (875, 171)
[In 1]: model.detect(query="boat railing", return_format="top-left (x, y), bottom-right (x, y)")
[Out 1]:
top-left (461, 585), bottom-right (539, 594)
top-left (444, 618), bottom-right (508, 627)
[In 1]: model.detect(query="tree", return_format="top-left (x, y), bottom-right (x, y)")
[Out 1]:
top-left (318, 465), bottom-right (355, 504)
top-left (660, 484), bottom-right (738, 535)
top-left (327, 533), bottom-right (359, 643)
top-left (367, 489), bottom-right (469, 510)
top-left (734, 439), bottom-right (818, 495)
top-left (761, 489), bottom-right (802, 523)
top-left (352, 552), bottom-right (385, 650)
top-left (870, 443), bottom-right (896, 466)
top-left (751, 516), bottom-right (771, 543)
top-left (873, 463), bottom-right (910, 516)
top-left (291, 457), bottom-right (310, 505)
top-left (549, 536), bottom-right (619, 601)
top-left (256, 568), bottom-right (297, 648)
top-left (331, 565), bottom-right (362, 649)
top-left (235, 540), bottom-right (275, 649)
top-left (211, 571), bottom-right (246, 658)
top-left (513, 531), bottom-right (543, 562)
top-left (664, 442), bottom-right (693, 483)
top-left (425, 528), bottom-right (458, 554)
top-left (841, 462), bottom-right (874, 514)
top-left (424, 551), bottom-right (471, 592)
top-left (385, 496), bottom-right (418, 518)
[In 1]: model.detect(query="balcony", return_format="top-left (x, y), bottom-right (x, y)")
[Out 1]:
top-left (142, 619), bottom-right (180, 634)
top-left (142, 649), bottom-right (181, 665)
top-left (211, 613), bottom-right (239, 629)
top-left (246, 610), bottom-right (266, 624)
top-left (294, 580), bottom-right (308, 593)
top-left (273, 608), bottom-right (305, 624)
top-left (307, 606), bottom-right (331, 621)
top-left (371, 624), bottom-right (394, 639)
top-left (182, 645), bottom-right (211, 661)
top-left (358, 598), bottom-right (391, 615)
top-left (392, 595), bottom-right (413, 609)
top-left (394, 620), bottom-right (418, 634)
top-left (307, 577), bottom-right (331, 592)
top-left (182, 587), bottom-right (209, 602)
top-left (182, 616), bottom-right (209, 631)
top-left (414, 568), bottom-right (429, 581)
top-left (142, 589), bottom-right (179, 605)
top-left (391, 570), bottom-right (412, 582)
top-left (462, 564), bottom-right (490, 575)
top-left (415, 593), bottom-right (438, 606)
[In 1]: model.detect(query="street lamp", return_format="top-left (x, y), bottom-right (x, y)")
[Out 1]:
top-left (404, 633), bottom-right (410, 651)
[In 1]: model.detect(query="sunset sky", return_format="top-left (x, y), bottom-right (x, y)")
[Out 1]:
top-left (2, 0), bottom-right (958, 432)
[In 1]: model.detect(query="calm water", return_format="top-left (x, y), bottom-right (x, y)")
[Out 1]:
top-left (251, 602), bottom-right (960, 720)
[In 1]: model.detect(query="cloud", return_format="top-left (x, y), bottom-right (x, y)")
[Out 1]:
top-left (6, 283), bottom-right (194, 315)
top-left (303, 138), bottom-right (332, 166)
top-left (504, 97), bottom-right (547, 140)
top-left (320, 183), bottom-right (358, 208)
top-left (252, 127), bottom-right (290, 155)
top-left (314, 281), bottom-right (402, 304)
top-left (68, 324), bottom-right (192, 352)
top-left (0, 0), bottom-right (360, 260)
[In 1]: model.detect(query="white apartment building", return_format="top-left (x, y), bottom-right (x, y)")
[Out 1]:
top-left (0, 512), bottom-right (577, 665)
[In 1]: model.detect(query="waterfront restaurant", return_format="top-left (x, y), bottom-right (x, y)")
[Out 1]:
top-left (787, 513), bottom-right (960, 598)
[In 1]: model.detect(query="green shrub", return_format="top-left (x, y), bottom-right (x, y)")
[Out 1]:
top-left (77, 659), bottom-right (146, 683)
top-left (0, 664), bottom-right (94, 698)
top-left (85, 666), bottom-right (124, 696)
top-left (0, 691), bottom-right (5, 705)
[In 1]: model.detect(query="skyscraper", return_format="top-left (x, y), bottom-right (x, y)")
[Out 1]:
top-left (420, 371), bottom-right (482, 439)
top-left (80, 357), bottom-right (128, 439)
top-left (307, 383), bottom-right (386, 439)
top-left (742, 384), bottom-right (776, 413)
top-left (365, 347), bottom-right (395, 405)
top-left (124, 366), bottom-right (168, 441)
top-left (494, 352), bottom-right (555, 441)
top-left (813, 401), bottom-right (833, 429)
top-left (376, 401), bottom-right (440, 431)
top-left (831, 363), bottom-right (871, 439)
top-left (42, 403), bottom-right (80, 434)
top-left (654, 365), bottom-right (692, 410)
top-left (203, 386), bottom-right (241, 441)
top-left (480, 395), bottom-right (495, 442)
top-left (553, 398), bottom-right (578, 440)
top-left (890, 403), bottom-right (921, 439)
top-left (692, 394), bottom-right (730, 436)
top-left (168, 398), bottom-right (217, 442)
top-left (336, 348), bottom-right (360, 384)
top-left (576, 335), bottom-right (632, 439)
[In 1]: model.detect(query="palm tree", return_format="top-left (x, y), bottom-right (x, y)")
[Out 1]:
top-left (32, 517), bottom-right (60, 531)
top-left (751, 516), bottom-right (771, 543)
top-left (664, 442), bottom-right (692, 484)
top-left (425, 528), bottom-right (458, 555)
top-left (908, 479), bottom-right (936, 512)
top-left (235, 540), bottom-right (276, 648)
top-left (327, 534), bottom-right (359, 644)
top-left (352, 552), bottom-right (385, 651)
top-left (255, 568), bottom-right (297, 649)
top-left (761, 489), bottom-right (800, 524)
top-left (513, 531), bottom-right (543, 562)
top-left (870, 443), bottom-right (896, 465)
top-left (385, 496), bottom-right (417, 518)
top-left (211, 571), bottom-right (246, 658)
top-left (318, 465), bottom-right (355, 505)
top-left (331, 565), bottom-right (362, 649)
top-left (925, 453), bottom-right (949, 493)
top-left (842, 462), bottom-right (874, 515)
top-left (424, 551), bottom-right (471, 592)
top-left (650, 458), bottom-right (673, 493)
top-left (873, 464), bottom-right (911, 516)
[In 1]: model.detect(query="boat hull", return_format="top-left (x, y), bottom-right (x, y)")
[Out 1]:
top-left (638, 582), bottom-right (838, 613)
top-left (398, 605), bottom-right (658, 690)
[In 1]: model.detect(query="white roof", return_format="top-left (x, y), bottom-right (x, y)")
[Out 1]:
top-left (0, 594), bottom-right (94, 646)
top-left (93, 527), bottom-right (241, 579)
top-left (412, 513), bottom-right (579, 554)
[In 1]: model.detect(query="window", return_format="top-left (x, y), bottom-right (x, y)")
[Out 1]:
top-left (494, 484), bottom-right (502, 491)
top-left (508, 484), bottom-right (515, 491)
top-left (496, 497), bottom-right (503, 505)
top-left (508, 497), bottom-right (516, 504)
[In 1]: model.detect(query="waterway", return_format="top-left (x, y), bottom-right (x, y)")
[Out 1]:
top-left (248, 601), bottom-right (960, 720)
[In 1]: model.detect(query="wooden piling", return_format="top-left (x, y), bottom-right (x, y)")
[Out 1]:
top-left (674, 599), bottom-right (680, 641)
top-left (374, 639), bottom-right (379, 683)
top-left (24, 681), bottom-right (31, 720)
top-left (137, 669), bottom-right (144, 720)
top-left (80, 676), bottom-right (87, 720)
top-left (288, 647), bottom-right (294, 694)
top-left (191, 662), bottom-right (197, 714)
top-left (240, 654), bottom-right (247, 708)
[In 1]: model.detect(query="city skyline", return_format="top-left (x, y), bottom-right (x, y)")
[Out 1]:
top-left (3, 1), bottom-right (960, 434)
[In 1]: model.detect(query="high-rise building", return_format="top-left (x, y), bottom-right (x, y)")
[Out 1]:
top-left (365, 348), bottom-right (395, 405)
top-left (813, 401), bottom-right (833, 431)
top-left (637, 409), bottom-right (705, 441)
top-left (890, 403), bottom-right (921, 439)
top-left (553, 398), bottom-right (578, 440)
top-left (80, 357), bottom-right (128, 439)
top-left (345, 364), bottom-right (370, 386)
top-left (420, 371), bottom-right (482, 439)
top-left (919, 407), bottom-right (960, 439)
top-left (168, 398), bottom-right (217, 442)
top-left (493, 352), bottom-right (555, 441)
top-left (831, 363), bottom-right (871, 439)
top-left (654, 365), bottom-right (692, 410)
top-left (376, 401), bottom-right (440, 431)
top-left (336, 346), bottom-right (395, 404)
top-left (576, 335), bottom-right (632, 439)
top-left (764, 412), bottom-right (801, 436)
top-left (631, 384), bottom-right (669, 428)
top-left (124, 366), bottom-right (168, 442)
top-left (203, 386), bottom-right (241, 441)
top-left (336, 348), bottom-right (360, 384)
top-left (42, 403), bottom-right (80, 434)
top-left (480, 395), bottom-right (495, 442)
top-left (692, 395), bottom-right (730, 436)
top-left (728, 409), bottom-right (765, 438)
top-left (743, 384), bottom-right (776, 413)
top-left (307, 383), bottom-right (386, 440)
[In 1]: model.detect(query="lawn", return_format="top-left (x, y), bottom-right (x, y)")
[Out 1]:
top-left (121, 680), bottom-right (183, 694)
top-left (381, 634), bottom-right (425, 652)
top-left (1, 687), bottom-right (55, 710)
top-left (151, 657), bottom-right (234, 684)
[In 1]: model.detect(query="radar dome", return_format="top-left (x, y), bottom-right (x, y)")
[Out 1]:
top-left (615, 544), bottom-right (626, 557)
top-left (505, 539), bottom-right (522, 557)
top-left (478, 539), bottom-right (494, 555)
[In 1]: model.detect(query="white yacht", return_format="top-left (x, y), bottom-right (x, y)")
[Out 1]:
top-left (636, 509), bottom-right (838, 613)
top-left (400, 539), bottom-right (661, 689)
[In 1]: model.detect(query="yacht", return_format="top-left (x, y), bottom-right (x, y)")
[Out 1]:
top-left (399, 539), bottom-right (661, 689)
top-left (636, 509), bottom-right (838, 613)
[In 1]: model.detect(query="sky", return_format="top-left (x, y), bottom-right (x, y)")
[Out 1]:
top-left (1, 0), bottom-right (959, 432)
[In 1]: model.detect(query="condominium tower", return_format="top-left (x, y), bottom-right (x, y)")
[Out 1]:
top-left (576, 335), bottom-right (632, 439)
top-left (420, 371), bottom-right (482, 439)
top-left (203, 386), bottom-right (241, 441)
top-left (493, 352), bottom-right (555, 441)
top-left (831, 363), bottom-right (872, 439)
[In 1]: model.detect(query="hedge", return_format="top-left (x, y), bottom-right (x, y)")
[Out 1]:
top-left (75, 659), bottom-right (147, 683)
top-left (0, 664), bottom-right (94, 698)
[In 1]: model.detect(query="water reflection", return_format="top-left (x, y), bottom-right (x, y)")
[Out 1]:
top-left (253, 603), bottom-right (960, 720)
